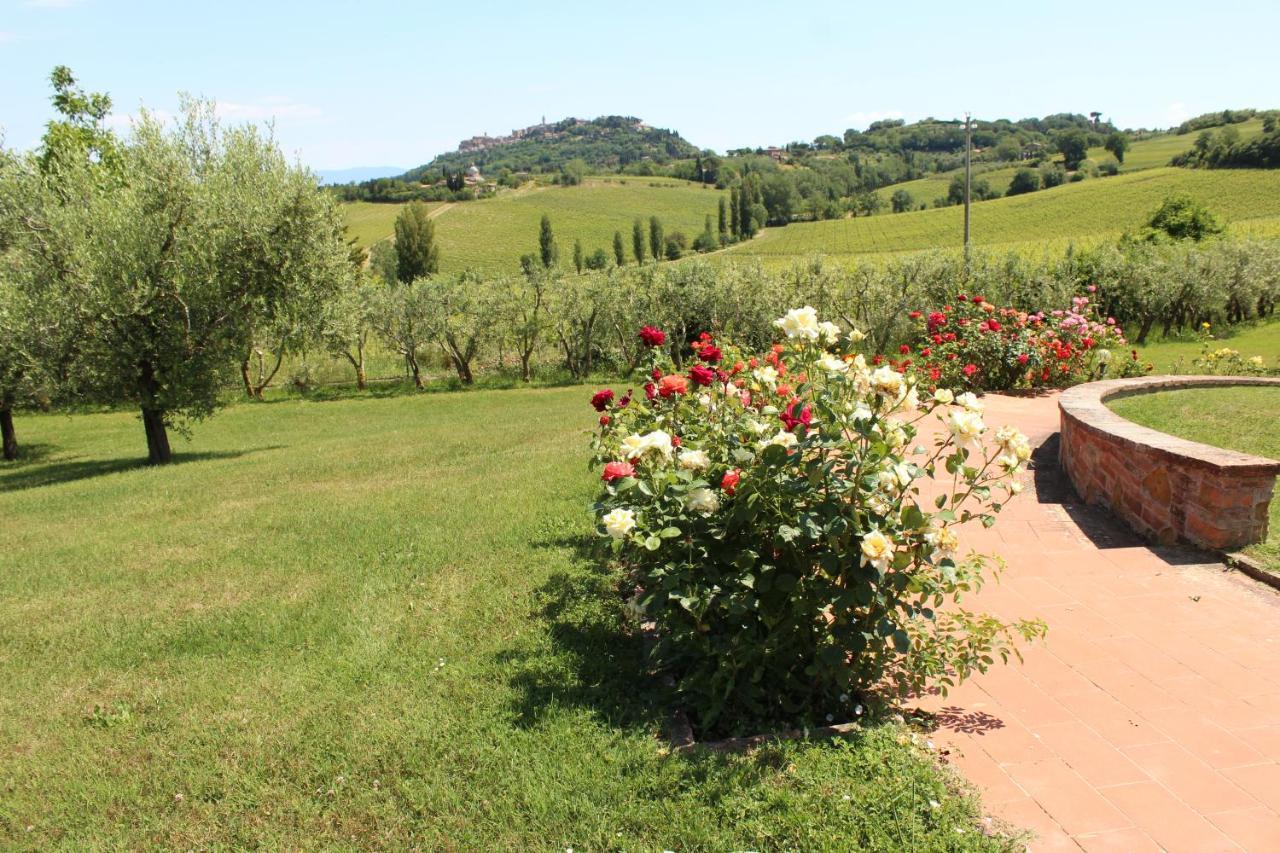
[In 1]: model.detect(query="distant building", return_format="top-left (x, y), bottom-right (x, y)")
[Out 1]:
top-left (464, 164), bottom-right (482, 184)
top-left (764, 147), bottom-right (786, 162)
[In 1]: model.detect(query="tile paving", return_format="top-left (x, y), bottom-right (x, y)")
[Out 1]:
top-left (915, 392), bottom-right (1280, 851)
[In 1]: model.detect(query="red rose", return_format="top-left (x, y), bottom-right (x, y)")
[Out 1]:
top-left (987, 320), bottom-right (1001, 332)
top-left (689, 364), bottom-right (715, 386)
top-left (671, 435), bottom-right (681, 447)
top-left (775, 383), bottom-right (791, 397)
top-left (599, 415), bottom-right (611, 426)
top-left (932, 334), bottom-right (943, 345)
top-left (618, 392), bottom-right (631, 409)
top-left (732, 360), bottom-right (745, 374)
top-left (780, 400), bottom-right (813, 433)
top-left (601, 460), bottom-right (635, 483)
top-left (908, 311), bottom-right (922, 320)
top-left (963, 363), bottom-right (978, 377)
top-left (643, 382), bottom-right (657, 401)
top-left (721, 469), bottom-right (741, 496)
top-left (920, 347), bottom-right (932, 357)
top-left (638, 325), bottom-right (666, 347)
top-left (899, 344), bottom-right (911, 354)
top-left (927, 311), bottom-right (947, 332)
top-left (972, 295), bottom-right (984, 304)
top-left (657, 375), bottom-right (688, 397)
top-left (957, 294), bottom-right (968, 302)
top-left (1017, 353), bottom-right (1029, 365)
top-left (698, 344), bottom-right (723, 364)
top-left (590, 388), bottom-right (615, 412)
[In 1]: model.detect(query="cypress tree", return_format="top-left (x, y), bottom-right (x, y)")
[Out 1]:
top-left (648, 216), bottom-right (664, 261)
top-left (632, 218), bottom-right (646, 264)
top-left (573, 239), bottom-right (583, 273)
top-left (394, 202), bottom-right (440, 282)
top-left (613, 230), bottom-right (625, 266)
top-left (718, 196), bottom-right (728, 242)
top-left (729, 186), bottom-right (741, 240)
top-left (539, 213), bottom-right (557, 268)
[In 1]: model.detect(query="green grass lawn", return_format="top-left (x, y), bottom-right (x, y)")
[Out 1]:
top-left (721, 168), bottom-right (1280, 264)
top-left (0, 388), bottom-right (1013, 849)
top-left (343, 177), bottom-right (726, 276)
top-left (1107, 386), bottom-right (1280, 569)
top-left (1136, 320), bottom-right (1280, 373)
top-left (341, 200), bottom-right (441, 249)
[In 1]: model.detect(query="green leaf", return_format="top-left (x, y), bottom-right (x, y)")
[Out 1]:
top-left (644, 535), bottom-right (661, 551)
top-left (659, 526), bottom-right (682, 539)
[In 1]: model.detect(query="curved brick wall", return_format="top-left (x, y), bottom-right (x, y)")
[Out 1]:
top-left (1058, 376), bottom-right (1280, 551)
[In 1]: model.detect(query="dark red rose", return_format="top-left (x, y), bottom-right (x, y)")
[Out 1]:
top-left (721, 469), bottom-right (741, 496)
top-left (689, 364), bottom-right (715, 386)
top-left (638, 325), bottom-right (667, 347)
top-left (963, 363), bottom-right (978, 377)
top-left (697, 344), bottom-right (723, 364)
top-left (590, 389), bottom-right (615, 412)
top-left (780, 400), bottom-right (813, 433)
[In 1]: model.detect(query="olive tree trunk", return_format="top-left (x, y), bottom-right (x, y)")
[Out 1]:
top-left (141, 406), bottom-right (172, 465)
top-left (1, 395), bottom-right (17, 461)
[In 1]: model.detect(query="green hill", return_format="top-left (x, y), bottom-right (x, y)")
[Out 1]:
top-left (343, 177), bottom-right (726, 275)
top-left (724, 167), bottom-right (1280, 263)
top-left (870, 118), bottom-right (1270, 208)
top-left (403, 116), bottom-right (701, 181)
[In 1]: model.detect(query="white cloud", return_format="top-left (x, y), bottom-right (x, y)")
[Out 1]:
top-left (1165, 102), bottom-right (1189, 125)
top-left (214, 97), bottom-right (323, 122)
top-left (840, 109), bottom-right (905, 129)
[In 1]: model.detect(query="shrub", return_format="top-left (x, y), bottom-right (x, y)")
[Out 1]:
top-left (1006, 168), bottom-right (1040, 196)
top-left (896, 290), bottom-right (1149, 392)
top-left (589, 315), bottom-right (1046, 734)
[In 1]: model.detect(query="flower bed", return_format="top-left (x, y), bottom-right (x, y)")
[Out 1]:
top-left (589, 310), bottom-right (1045, 735)
top-left (887, 290), bottom-right (1150, 392)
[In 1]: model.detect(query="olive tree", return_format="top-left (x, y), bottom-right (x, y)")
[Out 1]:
top-left (16, 95), bottom-right (350, 463)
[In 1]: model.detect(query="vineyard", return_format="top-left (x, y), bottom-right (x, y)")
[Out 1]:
top-left (870, 117), bottom-right (1270, 208)
top-left (723, 167), bottom-right (1280, 263)
top-left (342, 177), bottom-right (725, 275)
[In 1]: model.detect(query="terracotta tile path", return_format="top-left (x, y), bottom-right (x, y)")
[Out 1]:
top-left (915, 392), bottom-right (1280, 852)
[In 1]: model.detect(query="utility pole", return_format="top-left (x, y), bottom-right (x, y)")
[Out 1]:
top-left (963, 112), bottom-right (972, 258)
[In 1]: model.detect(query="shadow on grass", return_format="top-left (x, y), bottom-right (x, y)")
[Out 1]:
top-left (0, 446), bottom-right (283, 492)
top-left (254, 371), bottom-right (618, 405)
top-left (496, 533), bottom-right (667, 734)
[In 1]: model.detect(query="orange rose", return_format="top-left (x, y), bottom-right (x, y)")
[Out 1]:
top-left (657, 374), bottom-right (688, 398)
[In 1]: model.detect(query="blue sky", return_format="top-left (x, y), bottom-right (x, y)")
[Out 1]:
top-left (1, 0), bottom-right (1277, 170)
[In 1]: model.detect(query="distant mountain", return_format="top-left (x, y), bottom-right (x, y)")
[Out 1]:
top-left (402, 116), bottom-right (701, 180)
top-left (315, 166), bottom-right (407, 185)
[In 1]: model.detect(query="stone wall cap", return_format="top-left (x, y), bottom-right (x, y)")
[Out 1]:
top-left (1059, 375), bottom-right (1280, 476)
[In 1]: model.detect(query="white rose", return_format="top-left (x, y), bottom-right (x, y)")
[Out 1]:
top-left (947, 410), bottom-right (986, 454)
top-left (601, 508), bottom-right (636, 539)
top-left (817, 320), bottom-right (843, 345)
top-left (818, 353), bottom-right (848, 374)
top-left (860, 529), bottom-right (894, 572)
top-left (620, 434), bottom-right (648, 460)
top-left (773, 306), bottom-right (821, 340)
top-left (848, 328), bottom-right (867, 343)
top-left (870, 365), bottom-right (905, 399)
top-left (685, 487), bottom-right (720, 514)
top-left (678, 449), bottom-right (710, 471)
top-left (1096, 348), bottom-right (1113, 364)
top-left (760, 429), bottom-right (798, 450)
top-left (753, 365), bottom-right (779, 385)
top-left (642, 430), bottom-right (674, 459)
top-left (925, 522), bottom-right (960, 560)
top-left (933, 388), bottom-right (954, 405)
top-left (955, 392), bottom-right (983, 413)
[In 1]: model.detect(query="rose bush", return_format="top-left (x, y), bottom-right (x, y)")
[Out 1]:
top-left (892, 290), bottom-right (1150, 392)
top-left (589, 311), bottom-right (1046, 734)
